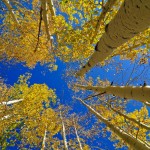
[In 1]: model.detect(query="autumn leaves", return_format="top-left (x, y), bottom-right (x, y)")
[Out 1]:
top-left (1, 0), bottom-right (150, 149)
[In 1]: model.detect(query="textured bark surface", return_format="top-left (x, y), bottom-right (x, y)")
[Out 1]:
top-left (76, 0), bottom-right (150, 76)
top-left (75, 84), bottom-right (150, 105)
top-left (77, 98), bottom-right (150, 150)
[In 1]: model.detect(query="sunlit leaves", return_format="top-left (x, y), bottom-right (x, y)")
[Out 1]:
top-left (0, 74), bottom-right (60, 148)
top-left (95, 105), bottom-right (150, 149)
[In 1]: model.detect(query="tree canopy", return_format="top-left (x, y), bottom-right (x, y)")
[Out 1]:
top-left (0, 0), bottom-right (150, 149)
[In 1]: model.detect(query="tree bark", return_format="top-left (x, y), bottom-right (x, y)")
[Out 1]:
top-left (76, 98), bottom-right (150, 150)
top-left (47, 0), bottom-right (56, 16)
top-left (41, 129), bottom-right (47, 150)
top-left (60, 111), bottom-right (68, 150)
top-left (75, 84), bottom-right (150, 106)
top-left (1, 99), bottom-right (23, 105)
top-left (76, 0), bottom-right (150, 76)
top-left (41, 0), bottom-right (51, 41)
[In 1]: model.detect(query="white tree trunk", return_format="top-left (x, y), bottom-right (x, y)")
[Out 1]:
top-left (2, 0), bottom-right (19, 24)
top-left (109, 106), bottom-right (150, 130)
top-left (60, 111), bottom-right (68, 150)
top-left (47, 0), bottom-right (56, 16)
top-left (1, 99), bottom-right (23, 120)
top-left (76, 0), bottom-right (150, 76)
top-left (1, 99), bottom-right (23, 105)
top-left (73, 119), bottom-right (83, 150)
top-left (41, 0), bottom-right (51, 41)
top-left (41, 128), bottom-right (47, 150)
top-left (77, 98), bottom-right (150, 150)
top-left (75, 84), bottom-right (150, 106)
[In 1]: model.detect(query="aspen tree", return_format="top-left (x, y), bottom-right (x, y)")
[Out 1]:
top-left (109, 105), bottom-right (150, 130)
top-left (76, 0), bottom-right (150, 76)
top-left (41, 125), bottom-right (47, 150)
top-left (95, 104), bottom-right (150, 148)
top-left (73, 117), bottom-right (83, 150)
top-left (47, 0), bottom-right (56, 16)
top-left (75, 84), bottom-right (150, 106)
top-left (60, 111), bottom-right (68, 150)
top-left (76, 98), bottom-right (150, 150)
top-left (1, 99), bottom-right (23, 105)
top-left (0, 75), bottom-right (60, 148)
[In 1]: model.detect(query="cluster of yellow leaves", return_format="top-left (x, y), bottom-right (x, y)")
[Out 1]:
top-left (1, 11), bottom-right (55, 68)
top-left (56, 0), bottom-right (125, 62)
top-left (21, 108), bottom-right (61, 146)
top-left (111, 28), bottom-right (150, 62)
top-left (95, 105), bottom-right (150, 149)
top-left (0, 74), bottom-right (61, 147)
top-left (128, 106), bottom-right (150, 125)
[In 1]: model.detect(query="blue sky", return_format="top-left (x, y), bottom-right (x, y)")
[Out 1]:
top-left (1, 0), bottom-right (150, 149)
top-left (1, 55), bottom-right (149, 149)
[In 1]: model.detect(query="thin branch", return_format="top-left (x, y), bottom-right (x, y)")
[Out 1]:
top-left (83, 92), bottom-right (106, 101)
top-left (34, 6), bottom-right (43, 52)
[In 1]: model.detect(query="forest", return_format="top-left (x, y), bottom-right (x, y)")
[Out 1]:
top-left (0, 0), bottom-right (150, 149)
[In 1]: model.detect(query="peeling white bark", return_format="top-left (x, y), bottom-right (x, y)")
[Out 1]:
top-left (1, 99), bottom-right (23, 105)
top-left (76, 0), bottom-right (150, 76)
top-left (110, 106), bottom-right (150, 130)
top-left (2, 0), bottom-right (19, 24)
top-left (60, 111), bottom-right (68, 150)
top-left (77, 98), bottom-right (150, 150)
top-left (75, 84), bottom-right (150, 105)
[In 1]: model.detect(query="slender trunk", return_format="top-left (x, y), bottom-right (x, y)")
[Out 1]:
top-left (90, 0), bottom-right (117, 44)
top-left (110, 106), bottom-right (150, 130)
top-left (41, 128), bottom-right (47, 150)
top-left (73, 118), bottom-right (83, 150)
top-left (76, 98), bottom-right (150, 150)
top-left (60, 111), bottom-right (68, 150)
top-left (1, 99), bottom-right (23, 105)
top-left (76, 0), bottom-right (150, 76)
top-left (2, 0), bottom-right (19, 24)
top-left (75, 84), bottom-right (150, 105)
top-left (46, 0), bottom-right (55, 16)
top-left (41, 0), bottom-right (51, 41)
